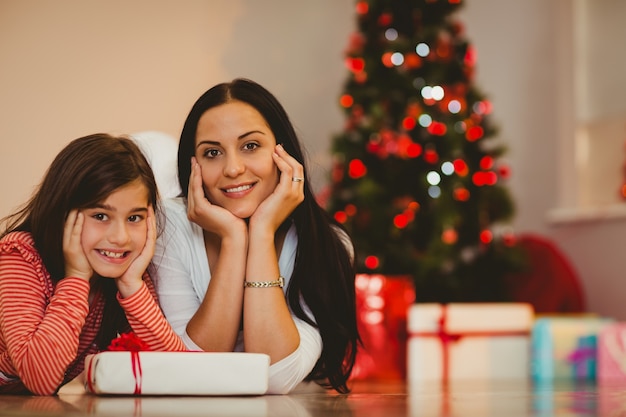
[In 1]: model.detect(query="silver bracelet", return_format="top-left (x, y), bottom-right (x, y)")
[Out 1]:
top-left (244, 276), bottom-right (284, 288)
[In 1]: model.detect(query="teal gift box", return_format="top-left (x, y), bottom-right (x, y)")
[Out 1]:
top-left (531, 316), bottom-right (614, 381)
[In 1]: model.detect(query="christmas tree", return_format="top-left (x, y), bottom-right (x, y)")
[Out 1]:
top-left (327, 0), bottom-right (523, 302)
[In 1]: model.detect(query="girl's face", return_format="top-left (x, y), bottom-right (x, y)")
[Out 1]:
top-left (194, 100), bottom-right (279, 218)
top-left (80, 179), bottom-right (149, 278)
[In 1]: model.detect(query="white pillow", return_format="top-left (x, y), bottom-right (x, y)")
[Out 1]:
top-left (131, 131), bottom-right (182, 199)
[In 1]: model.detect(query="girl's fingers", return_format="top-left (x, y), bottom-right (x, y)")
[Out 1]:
top-left (145, 205), bottom-right (157, 251)
top-left (63, 210), bottom-right (92, 281)
top-left (118, 205), bottom-right (156, 290)
top-left (62, 210), bottom-right (78, 249)
top-left (64, 210), bottom-right (84, 251)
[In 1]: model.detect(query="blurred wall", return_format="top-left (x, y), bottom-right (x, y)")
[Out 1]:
top-left (0, 0), bottom-right (353, 217)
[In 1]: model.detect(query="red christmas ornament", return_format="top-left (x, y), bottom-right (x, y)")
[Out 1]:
top-left (498, 164), bottom-right (511, 179)
top-left (479, 156), bottom-right (494, 170)
top-left (453, 187), bottom-right (470, 201)
top-left (403, 53), bottom-right (422, 70)
top-left (364, 256), bottom-right (380, 269)
top-left (424, 148), bottom-right (439, 164)
top-left (349, 159), bottom-right (367, 178)
top-left (393, 213), bottom-right (410, 229)
top-left (464, 44), bottom-right (477, 67)
top-left (340, 94), bottom-right (354, 108)
top-left (355, 1), bottom-right (368, 15)
top-left (427, 121), bottom-right (447, 136)
top-left (345, 57), bottom-right (365, 73)
top-left (484, 171), bottom-right (498, 185)
top-left (479, 230), bottom-right (493, 244)
top-left (442, 228), bottom-right (458, 244)
top-left (378, 13), bottom-right (392, 26)
top-left (402, 117), bottom-right (416, 130)
top-left (406, 142), bottom-right (422, 158)
top-left (334, 211), bottom-right (348, 224)
top-left (472, 171), bottom-right (497, 186)
top-left (453, 159), bottom-right (469, 177)
top-left (381, 52), bottom-right (394, 68)
top-left (466, 125), bottom-right (484, 141)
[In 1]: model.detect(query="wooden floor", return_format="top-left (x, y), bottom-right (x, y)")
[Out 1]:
top-left (0, 378), bottom-right (625, 416)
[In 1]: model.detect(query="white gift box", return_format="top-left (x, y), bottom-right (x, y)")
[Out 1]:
top-left (85, 351), bottom-right (270, 396)
top-left (407, 303), bottom-right (534, 384)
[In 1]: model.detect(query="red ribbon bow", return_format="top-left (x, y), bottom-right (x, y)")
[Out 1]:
top-left (87, 332), bottom-right (150, 395)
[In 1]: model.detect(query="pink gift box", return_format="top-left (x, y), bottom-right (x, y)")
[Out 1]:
top-left (597, 322), bottom-right (626, 383)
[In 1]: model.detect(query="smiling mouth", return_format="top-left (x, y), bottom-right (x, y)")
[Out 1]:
top-left (98, 250), bottom-right (128, 259)
top-left (224, 184), bottom-right (253, 193)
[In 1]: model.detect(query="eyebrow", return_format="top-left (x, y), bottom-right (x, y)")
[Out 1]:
top-left (195, 130), bottom-right (266, 149)
top-left (91, 203), bottom-right (148, 213)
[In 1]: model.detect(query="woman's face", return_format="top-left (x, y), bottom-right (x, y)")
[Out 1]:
top-left (194, 100), bottom-right (279, 219)
top-left (80, 179), bottom-right (149, 278)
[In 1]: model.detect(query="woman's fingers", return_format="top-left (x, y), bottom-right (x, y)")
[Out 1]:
top-left (273, 145), bottom-right (304, 187)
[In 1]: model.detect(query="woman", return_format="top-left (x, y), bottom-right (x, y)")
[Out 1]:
top-left (150, 78), bottom-right (359, 394)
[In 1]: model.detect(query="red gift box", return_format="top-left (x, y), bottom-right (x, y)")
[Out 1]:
top-left (351, 274), bottom-right (415, 381)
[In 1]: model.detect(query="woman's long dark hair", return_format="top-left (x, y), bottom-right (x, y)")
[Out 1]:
top-left (178, 79), bottom-right (359, 393)
top-left (0, 133), bottom-right (160, 348)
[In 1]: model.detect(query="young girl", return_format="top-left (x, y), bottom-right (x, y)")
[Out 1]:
top-left (150, 78), bottom-right (359, 394)
top-left (0, 134), bottom-right (186, 395)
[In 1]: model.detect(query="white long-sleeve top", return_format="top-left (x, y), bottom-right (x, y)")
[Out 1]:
top-left (148, 198), bottom-right (322, 394)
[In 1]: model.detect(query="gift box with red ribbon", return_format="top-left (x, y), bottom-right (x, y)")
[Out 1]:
top-left (85, 334), bottom-right (270, 396)
top-left (85, 351), bottom-right (270, 395)
top-left (407, 303), bottom-right (534, 385)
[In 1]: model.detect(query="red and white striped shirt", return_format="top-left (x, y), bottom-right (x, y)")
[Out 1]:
top-left (0, 231), bottom-right (186, 395)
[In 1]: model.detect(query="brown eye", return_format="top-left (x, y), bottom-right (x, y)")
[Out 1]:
top-left (243, 142), bottom-right (259, 151)
top-left (202, 148), bottom-right (221, 158)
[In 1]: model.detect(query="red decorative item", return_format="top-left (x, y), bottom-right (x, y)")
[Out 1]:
top-left (351, 274), bottom-right (415, 381)
top-left (107, 332), bottom-right (151, 352)
top-left (102, 333), bottom-right (150, 394)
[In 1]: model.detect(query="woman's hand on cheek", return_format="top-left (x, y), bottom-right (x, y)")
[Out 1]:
top-left (187, 157), bottom-right (246, 237)
top-left (116, 205), bottom-right (156, 297)
top-left (250, 144), bottom-right (305, 232)
top-left (62, 210), bottom-right (92, 282)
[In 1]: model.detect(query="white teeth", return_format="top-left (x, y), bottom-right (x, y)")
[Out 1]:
top-left (99, 250), bottom-right (125, 259)
top-left (225, 184), bottom-right (252, 193)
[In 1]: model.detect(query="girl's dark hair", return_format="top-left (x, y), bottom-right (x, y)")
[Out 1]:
top-left (1, 133), bottom-right (160, 347)
top-left (178, 79), bottom-right (359, 393)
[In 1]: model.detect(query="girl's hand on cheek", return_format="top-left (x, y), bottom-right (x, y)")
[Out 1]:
top-left (62, 210), bottom-right (92, 282)
top-left (117, 205), bottom-right (156, 296)
top-left (251, 144), bottom-right (305, 232)
top-left (187, 157), bottom-right (246, 237)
